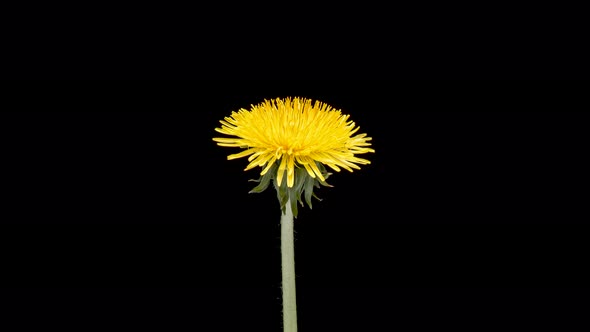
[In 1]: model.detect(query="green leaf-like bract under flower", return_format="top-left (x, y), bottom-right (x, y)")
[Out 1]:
top-left (249, 161), bottom-right (332, 218)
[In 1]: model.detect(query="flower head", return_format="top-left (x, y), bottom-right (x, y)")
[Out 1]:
top-left (214, 97), bottom-right (374, 184)
top-left (213, 97), bottom-right (374, 216)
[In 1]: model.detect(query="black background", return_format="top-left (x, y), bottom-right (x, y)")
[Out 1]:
top-left (1, 80), bottom-right (588, 331)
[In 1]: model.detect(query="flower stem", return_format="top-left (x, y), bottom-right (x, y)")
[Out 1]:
top-left (281, 198), bottom-right (297, 332)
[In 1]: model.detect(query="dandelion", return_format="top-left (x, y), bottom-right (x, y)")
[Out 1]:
top-left (213, 97), bottom-right (374, 332)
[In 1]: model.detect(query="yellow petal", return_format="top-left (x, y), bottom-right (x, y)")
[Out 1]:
top-left (227, 148), bottom-right (259, 160)
top-left (276, 153), bottom-right (288, 186)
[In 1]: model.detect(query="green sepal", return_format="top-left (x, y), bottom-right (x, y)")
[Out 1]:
top-left (249, 160), bottom-right (333, 218)
top-left (248, 163), bottom-right (277, 193)
top-left (273, 175), bottom-right (289, 213)
top-left (289, 187), bottom-right (298, 218)
top-left (303, 174), bottom-right (315, 209)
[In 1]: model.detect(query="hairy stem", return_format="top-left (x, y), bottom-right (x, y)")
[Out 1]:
top-left (281, 198), bottom-right (297, 332)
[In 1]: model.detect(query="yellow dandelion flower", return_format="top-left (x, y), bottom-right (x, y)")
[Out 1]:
top-left (213, 97), bottom-right (375, 189)
top-left (213, 96), bottom-right (374, 332)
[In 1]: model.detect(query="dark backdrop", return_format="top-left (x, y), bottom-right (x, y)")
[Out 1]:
top-left (1, 80), bottom-right (588, 331)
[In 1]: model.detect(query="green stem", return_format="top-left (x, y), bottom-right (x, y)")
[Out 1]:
top-left (281, 198), bottom-right (298, 332)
